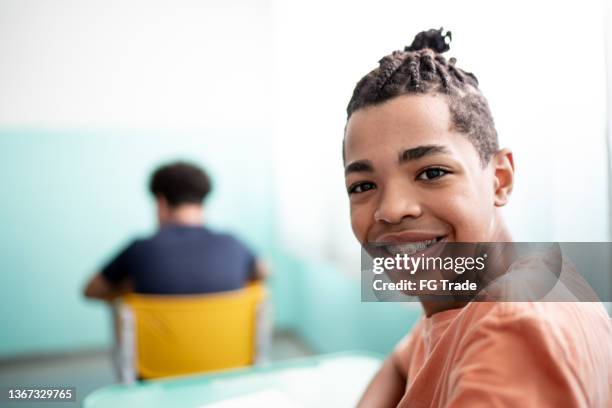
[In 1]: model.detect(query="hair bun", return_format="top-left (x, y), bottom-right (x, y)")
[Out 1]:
top-left (404, 27), bottom-right (452, 53)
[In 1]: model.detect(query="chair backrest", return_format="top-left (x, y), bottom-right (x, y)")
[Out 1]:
top-left (119, 283), bottom-right (267, 380)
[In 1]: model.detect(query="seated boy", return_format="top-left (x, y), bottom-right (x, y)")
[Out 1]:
top-left (84, 161), bottom-right (266, 300)
top-left (343, 29), bottom-right (611, 407)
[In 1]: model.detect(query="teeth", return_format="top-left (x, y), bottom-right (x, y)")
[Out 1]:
top-left (385, 239), bottom-right (437, 256)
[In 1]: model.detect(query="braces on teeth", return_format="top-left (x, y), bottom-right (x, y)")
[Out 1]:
top-left (385, 239), bottom-right (438, 256)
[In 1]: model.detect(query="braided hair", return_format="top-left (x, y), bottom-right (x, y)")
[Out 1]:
top-left (346, 28), bottom-right (498, 164)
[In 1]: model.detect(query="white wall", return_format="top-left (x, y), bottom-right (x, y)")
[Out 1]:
top-left (0, 0), bottom-right (273, 130)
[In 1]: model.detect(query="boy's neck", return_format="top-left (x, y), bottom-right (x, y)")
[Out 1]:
top-left (420, 221), bottom-right (514, 317)
top-left (161, 204), bottom-right (204, 227)
top-left (420, 300), bottom-right (469, 318)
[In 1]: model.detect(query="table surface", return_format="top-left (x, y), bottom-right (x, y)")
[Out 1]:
top-left (83, 351), bottom-right (383, 408)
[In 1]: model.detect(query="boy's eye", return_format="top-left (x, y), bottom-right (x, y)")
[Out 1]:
top-left (417, 168), bottom-right (449, 181)
top-left (348, 182), bottom-right (376, 194)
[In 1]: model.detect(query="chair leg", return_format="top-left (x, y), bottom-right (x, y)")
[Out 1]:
top-left (254, 298), bottom-right (274, 365)
top-left (114, 302), bottom-right (137, 385)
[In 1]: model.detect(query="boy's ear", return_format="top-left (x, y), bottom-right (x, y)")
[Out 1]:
top-left (491, 148), bottom-right (514, 207)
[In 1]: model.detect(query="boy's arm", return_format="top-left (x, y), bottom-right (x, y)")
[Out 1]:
top-left (85, 242), bottom-right (136, 301)
top-left (357, 352), bottom-right (406, 407)
top-left (83, 273), bottom-right (132, 301)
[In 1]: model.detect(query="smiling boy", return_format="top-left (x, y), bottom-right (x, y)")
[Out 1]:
top-left (344, 29), bottom-right (611, 407)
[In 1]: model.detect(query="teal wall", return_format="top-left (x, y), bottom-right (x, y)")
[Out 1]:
top-left (0, 129), bottom-right (420, 358)
top-left (286, 258), bottom-right (419, 354)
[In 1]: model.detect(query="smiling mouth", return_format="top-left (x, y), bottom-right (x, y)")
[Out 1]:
top-left (383, 237), bottom-right (445, 256)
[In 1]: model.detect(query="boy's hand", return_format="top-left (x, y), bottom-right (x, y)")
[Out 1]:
top-left (250, 259), bottom-right (269, 281)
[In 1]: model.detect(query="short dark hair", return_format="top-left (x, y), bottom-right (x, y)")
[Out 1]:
top-left (346, 28), bottom-right (498, 165)
top-left (149, 161), bottom-right (211, 207)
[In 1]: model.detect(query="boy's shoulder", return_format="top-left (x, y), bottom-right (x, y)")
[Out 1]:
top-left (457, 301), bottom-right (611, 382)
top-left (462, 300), bottom-right (610, 333)
top-left (394, 301), bottom-right (611, 373)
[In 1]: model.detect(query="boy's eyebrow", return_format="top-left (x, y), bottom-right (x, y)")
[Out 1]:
top-left (399, 144), bottom-right (450, 163)
top-left (344, 145), bottom-right (449, 175)
top-left (344, 160), bottom-right (374, 175)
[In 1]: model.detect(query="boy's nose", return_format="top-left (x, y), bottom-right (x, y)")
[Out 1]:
top-left (374, 184), bottom-right (422, 224)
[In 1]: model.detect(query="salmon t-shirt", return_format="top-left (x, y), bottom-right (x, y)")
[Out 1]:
top-left (393, 301), bottom-right (612, 407)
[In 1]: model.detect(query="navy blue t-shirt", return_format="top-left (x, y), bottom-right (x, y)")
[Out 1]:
top-left (101, 225), bottom-right (256, 294)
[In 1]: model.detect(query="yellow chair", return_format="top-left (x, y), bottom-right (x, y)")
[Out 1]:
top-left (114, 283), bottom-right (271, 383)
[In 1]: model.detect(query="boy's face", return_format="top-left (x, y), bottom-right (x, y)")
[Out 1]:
top-left (344, 94), bottom-right (512, 246)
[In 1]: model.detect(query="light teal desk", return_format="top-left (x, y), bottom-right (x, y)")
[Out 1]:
top-left (83, 351), bottom-right (382, 408)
